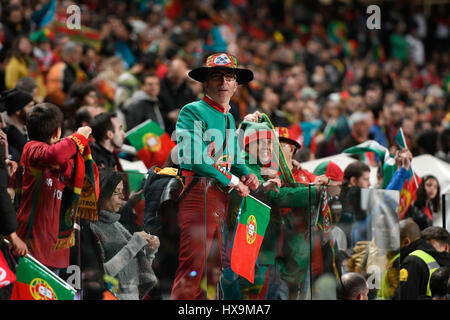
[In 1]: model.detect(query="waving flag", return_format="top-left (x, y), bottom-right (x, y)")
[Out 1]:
top-left (395, 128), bottom-right (419, 188)
top-left (126, 119), bottom-right (175, 169)
top-left (343, 140), bottom-right (393, 165)
top-left (398, 172), bottom-right (422, 219)
top-left (0, 250), bottom-right (16, 288)
top-left (31, 0), bottom-right (56, 29)
top-left (10, 255), bottom-right (76, 300)
top-left (231, 195), bottom-right (271, 283)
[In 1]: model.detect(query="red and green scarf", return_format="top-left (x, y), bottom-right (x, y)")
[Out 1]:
top-left (259, 113), bottom-right (296, 185)
top-left (54, 133), bottom-right (99, 250)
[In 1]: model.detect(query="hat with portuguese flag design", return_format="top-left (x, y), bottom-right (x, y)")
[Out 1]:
top-left (188, 53), bottom-right (254, 85)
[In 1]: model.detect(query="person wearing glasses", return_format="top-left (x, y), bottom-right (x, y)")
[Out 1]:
top-left (172, 53), bottom-right (259, 299)
top-left (89, 169), bottom-right (159, 300)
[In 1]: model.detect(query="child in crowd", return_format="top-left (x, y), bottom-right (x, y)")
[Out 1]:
top-left (13, 103), bottom-right (91, 272)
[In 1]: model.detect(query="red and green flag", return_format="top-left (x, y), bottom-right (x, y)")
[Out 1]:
top-left (0, 250), bottom-right (15, 288)
top-left (10, 256), bottom-right (76, 300)
top-left (392, 127), bottom-right (420, 217)
top-left (395, 128), bottom-right (408, 150)
top-left (398, 172), bottom-right (422, 219)
top-left (231, 195), bottom-right (271, 283)
top-left (126, 119), bottom-right (176, 169)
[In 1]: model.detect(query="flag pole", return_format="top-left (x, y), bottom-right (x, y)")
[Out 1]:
top-left (399, 128), bottom-right (419, 188)
top-left (2, 239), bottom-right (76, 293)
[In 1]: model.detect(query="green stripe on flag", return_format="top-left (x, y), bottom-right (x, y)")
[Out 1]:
top-left (231, 195), bottom-right (271, 283)
top-left (395, 128), bottom-right (407, 149)
top-left (12, 256), bottom-right (76, 300)
top-left (343, 140), bottom-right (390, 164)
top-left (126, 119), bottom-right (165, 150)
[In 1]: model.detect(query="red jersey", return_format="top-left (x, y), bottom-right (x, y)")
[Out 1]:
top-left (15, 137), bottom-right (83, 268)
top-left (292, 167), bottom-right (317, 184)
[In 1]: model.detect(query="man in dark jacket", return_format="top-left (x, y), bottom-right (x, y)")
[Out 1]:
top-left (124, 72), bottom-right (165, 131)
top-left (90, 112), bottom-right (126, 171)
top-left (394, 218), bottom-right (450, 299)
top-left (0, 88), bottom-right (34, 162)
top-left (158, 58), bottom-right (197, 135)
top-left (0, 126), bottom-right (28, 299)
top-left (142, 165), bottom-right (183, 295)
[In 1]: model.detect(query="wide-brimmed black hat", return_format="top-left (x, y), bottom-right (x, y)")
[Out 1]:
top-left (188, 53), bottom-right (253, 85)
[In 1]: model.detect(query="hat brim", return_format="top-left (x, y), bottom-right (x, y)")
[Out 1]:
top-left (279, 136), bottom-right (301, 150)
top-left (188, 66), bottom-right (253, 85)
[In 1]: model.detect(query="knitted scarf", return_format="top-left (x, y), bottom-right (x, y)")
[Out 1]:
top-left (259, 113), bottom-right (296, 185)
top-left (54, 133), bottom-right (99, 250)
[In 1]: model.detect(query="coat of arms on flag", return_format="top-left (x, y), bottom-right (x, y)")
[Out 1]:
top-left (126, 119), bottom-right (175, 169)
top-left (10, 255), bottom-right (76, 300)
top-left (231, 195), bottom-right (270, 283)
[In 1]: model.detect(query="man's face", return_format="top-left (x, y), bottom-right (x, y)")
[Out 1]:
top-left (247, 138), bottom-right (273, 165)
top-left (18, 100), bottom-right (35, 124)
top-left (355, 171), bottom-right (371, 188)
top-left (204, 69), bottom-right (238, 106)
top-left (84, 90), bottom-right (98, 107)
top-left (354, 118), bottom-right (372, 140)
top-left (280, 142), bottom-right (295, 164)
top-left (428, 239), bottom-right (449, 253)
top-left (110, 117), bottom-right (125, 149)
top-left (258, 138), bottom-right (273, 165)
top-left (69, 45), bottom-right (83, 65)
top-left (142, 76), bottom-right (160, 98)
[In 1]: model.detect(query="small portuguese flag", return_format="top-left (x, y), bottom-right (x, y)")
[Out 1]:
top-left (126, 119), bottom-right (176, 169)
top-left (10, 256), bottom-right (76, 300)
top-left (231, 195), bottom-right (271, 283)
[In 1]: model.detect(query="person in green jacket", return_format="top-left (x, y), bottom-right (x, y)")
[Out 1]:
top-left (171, 53), bottom-right (259, 300)
top-left (221, 121), bottom-right (321, 299)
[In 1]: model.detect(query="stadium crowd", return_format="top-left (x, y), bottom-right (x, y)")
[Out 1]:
top-left (0, 0), bottom-right (449, 300)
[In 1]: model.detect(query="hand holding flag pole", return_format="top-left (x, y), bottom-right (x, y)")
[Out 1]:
top-left (396, 128), bottom-right (419, 188)
top-left (3, 239), bottom-right (77, 300)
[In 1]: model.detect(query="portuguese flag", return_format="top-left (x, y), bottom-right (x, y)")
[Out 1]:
top-left (10, 256), bottom-right (76, 300)
top-left (126, 119), bottom-right (175, 169)
top-left (231, 195), bottom-right (271, 283)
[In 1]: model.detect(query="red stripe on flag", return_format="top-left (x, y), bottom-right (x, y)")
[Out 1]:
top-left (231, 223), bottom-right (264, 283)
top-left (0, 251), bottom-right (16, 288)
top-left (10, 281), bottom-right (33, 300)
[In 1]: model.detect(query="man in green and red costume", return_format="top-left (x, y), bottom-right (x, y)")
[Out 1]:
top-left (172, 53), bottom-right (259, 300)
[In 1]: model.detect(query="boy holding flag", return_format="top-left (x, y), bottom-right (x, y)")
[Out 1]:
top-left (14, 103), bottom-right (97, 272)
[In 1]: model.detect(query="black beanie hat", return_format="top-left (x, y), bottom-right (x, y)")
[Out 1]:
top-left (0, 88), bottom-right (34, 115)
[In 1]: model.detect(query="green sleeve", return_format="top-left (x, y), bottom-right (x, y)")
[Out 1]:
top-left (267, 184), bottom-right (316, 209)
top-left (176, 103), bottom-right (233, 187)
top-left (229, 116), bottom-right (249, 178)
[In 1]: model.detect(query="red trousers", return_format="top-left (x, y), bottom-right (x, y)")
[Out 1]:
top-left (171, 177), bottom-right (229, 300)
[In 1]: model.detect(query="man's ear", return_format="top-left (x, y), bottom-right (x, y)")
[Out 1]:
top-left (349, 176), bottom-right (357, 186)
top-left (401, 237), bottom-right (411, 248)
top-left (106, 129), bottom-right (113, 140)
